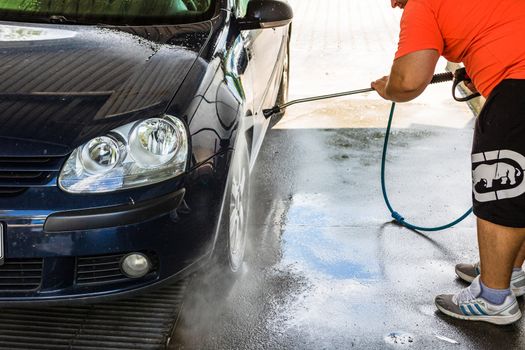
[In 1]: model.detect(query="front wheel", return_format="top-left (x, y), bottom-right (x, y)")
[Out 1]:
top-left (223, 138), bottom-right (250, 273)
top-left (210, 122), bottom-right (251, 284)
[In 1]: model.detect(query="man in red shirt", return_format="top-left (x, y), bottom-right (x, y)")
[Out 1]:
top-left (372, 0), bottom-right (525, 325)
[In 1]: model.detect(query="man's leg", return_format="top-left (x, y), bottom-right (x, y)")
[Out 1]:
top-left (455, 226), bottom-right (525, 285)
top-left (478, 218), bottom-right (525, 289)
top-left (435, 218), bottom-right (525, 325)
top-left (513, 240), bottom-right (525, 269)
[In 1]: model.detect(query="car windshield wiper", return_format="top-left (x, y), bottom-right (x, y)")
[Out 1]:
top-left (0, 12), bottom-right (99, 25)
top-left (48, 15), bottom-right (77, 24)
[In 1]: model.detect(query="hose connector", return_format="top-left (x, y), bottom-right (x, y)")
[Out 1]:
top-left (391, 211), bottom-right (405, 223)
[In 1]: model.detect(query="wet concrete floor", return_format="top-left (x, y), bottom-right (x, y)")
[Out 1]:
top-left (172, 0), bottom-right (524, 349)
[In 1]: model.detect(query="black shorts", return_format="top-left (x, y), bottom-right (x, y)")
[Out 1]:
top-left (472, 79), bottom-right (525, 228)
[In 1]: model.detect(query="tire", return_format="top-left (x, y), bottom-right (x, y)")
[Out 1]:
top-left (198, 122), bottom-right (251, 299)
top-left (218, 133), bottom-right (250, 274)
top-left (270, 29), bottom-right (291, 129)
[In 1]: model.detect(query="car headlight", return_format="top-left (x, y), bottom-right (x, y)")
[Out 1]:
top-left (59, 115), bottom-right (188, 194)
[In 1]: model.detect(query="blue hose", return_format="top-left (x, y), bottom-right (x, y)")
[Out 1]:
top-left (381, 102), bottom-right (473, 231)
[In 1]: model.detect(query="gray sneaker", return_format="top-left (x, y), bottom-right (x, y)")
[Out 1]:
top-left (455, 262), bottom-right (480, 283)
top-left (435, 276), bottom-right (522, 325)
top-left (455, 262), bottom-right (525, 297)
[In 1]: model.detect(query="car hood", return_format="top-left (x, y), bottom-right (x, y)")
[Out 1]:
top-left (0, 21), bottom-right (212, 156)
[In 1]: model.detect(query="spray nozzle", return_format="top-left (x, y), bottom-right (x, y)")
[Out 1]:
top-left (263, 105), bottom-right (282, 119)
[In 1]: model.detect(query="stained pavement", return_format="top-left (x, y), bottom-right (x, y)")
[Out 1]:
top-left (172, 1), bottom-right (524, 349)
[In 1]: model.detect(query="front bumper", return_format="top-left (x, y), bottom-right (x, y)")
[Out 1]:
top-left (0, 185), bottom-right (219, 304)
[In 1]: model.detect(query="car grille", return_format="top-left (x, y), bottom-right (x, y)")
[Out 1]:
top-left (0, 259), bottom-right (43, 291)
top-left (0, 156), bottom-right (65, 196)
top-left (76, 253), bottom-right (158, 286)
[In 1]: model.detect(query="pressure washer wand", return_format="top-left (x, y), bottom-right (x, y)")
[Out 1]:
top-left (263, 88), bottom-right (374, 118)
top-left (263, 71), bottom-right (454, 119)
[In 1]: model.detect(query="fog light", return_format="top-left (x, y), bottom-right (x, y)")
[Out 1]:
top-left (121, 253), bottom-right (151, 278)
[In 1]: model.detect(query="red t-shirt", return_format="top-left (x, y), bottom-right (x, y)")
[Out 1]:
top-left (395, 0), bottom-right (525, 97)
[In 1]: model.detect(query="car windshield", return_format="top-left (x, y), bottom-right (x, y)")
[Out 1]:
top-left (0, 0), bottom-right (214, 25)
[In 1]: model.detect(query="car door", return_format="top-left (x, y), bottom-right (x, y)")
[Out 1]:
top-left (236, 0), bottom-right (289, 169)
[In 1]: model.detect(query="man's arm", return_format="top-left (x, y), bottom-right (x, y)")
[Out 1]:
top-left (371, 49), bottom-right (440, 102)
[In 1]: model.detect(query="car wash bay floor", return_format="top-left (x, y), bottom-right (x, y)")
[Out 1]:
top-left (172, 0), bottom-right (525, 349)
top-left (173, 125), bottom-right (525, 350)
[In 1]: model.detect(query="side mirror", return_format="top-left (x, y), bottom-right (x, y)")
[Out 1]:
top-left (238, 0), bottom-right (293, 30)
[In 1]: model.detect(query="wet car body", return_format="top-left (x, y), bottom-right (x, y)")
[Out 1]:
top-left (0, 0), bottom-right (291, 303)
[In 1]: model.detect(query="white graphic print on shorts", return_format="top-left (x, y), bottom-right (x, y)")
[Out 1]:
top-left (472, 150), bottom-right (525, 202)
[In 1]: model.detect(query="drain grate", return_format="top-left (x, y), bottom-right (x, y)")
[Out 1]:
top-left (0, 279), bottom-right (188, 350)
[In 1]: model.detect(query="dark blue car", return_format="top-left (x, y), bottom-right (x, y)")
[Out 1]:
top-left (0, 0), bottom-right (291, 303)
